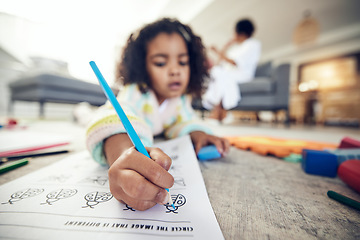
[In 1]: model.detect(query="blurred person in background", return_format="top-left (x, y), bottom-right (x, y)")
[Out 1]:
top-left (202, 19), bottom-right (261, 123)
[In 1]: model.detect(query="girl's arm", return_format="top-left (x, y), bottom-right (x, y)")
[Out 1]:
top-left (104, 133), bottom-right (174, 211)
top-left (86, 84), bottom-right (173, 210)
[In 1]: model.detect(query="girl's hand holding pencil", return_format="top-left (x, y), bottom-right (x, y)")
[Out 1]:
top-left (105, 133), bottom-right (174, 211)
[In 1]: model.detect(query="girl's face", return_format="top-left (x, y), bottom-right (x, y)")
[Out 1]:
top-left (146, 32), bottom-right (190, 104)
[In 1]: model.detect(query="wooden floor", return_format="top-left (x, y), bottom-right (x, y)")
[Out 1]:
top-left (1, 119), bottom-right (359, 239)
top-left (201, 148), bottom-right (360, 239)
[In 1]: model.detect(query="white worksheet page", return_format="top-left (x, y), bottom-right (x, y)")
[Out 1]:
top-left (0, 135), bottom-right (224, 239)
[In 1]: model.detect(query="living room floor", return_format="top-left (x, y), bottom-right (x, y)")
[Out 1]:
top-left (2, 113), bottom-right (359, 239)
top-left (210, 119), bottom-right (360, 144)
top-left (4, 114), bottom-right (360, 152)
top-left (5, 101), bottom-right (360, 146)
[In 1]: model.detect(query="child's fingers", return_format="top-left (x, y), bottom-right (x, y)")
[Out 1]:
top-left (208, 136), bottom-right (230, 156)
top-left (118, 169), bottom-right (170, 204)
top-left (194, 140), bottom-right (204, 154)
top-left (117, 148), bottom-right (174, 189)
top-left (127, 199), bottom-right (157, 211)
top-left (120, 195), bottom-right (157, 211)
top-left (147, 147), bottom-right (172, 171)
top-left (109, 183), bottom-right (159, 211)
top-left (215, 138), bottom-right (230, 157)
top-left (212, 140), bottom-right (225, 155)
top-left (222, 138), bottom-right (231, 155)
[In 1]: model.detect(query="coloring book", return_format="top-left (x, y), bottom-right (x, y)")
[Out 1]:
top-left (0, 135), bottom-right (224, 239)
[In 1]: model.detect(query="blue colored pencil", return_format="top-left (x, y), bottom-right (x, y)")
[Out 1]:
top-left (89, 61), bottom-right (175, 209)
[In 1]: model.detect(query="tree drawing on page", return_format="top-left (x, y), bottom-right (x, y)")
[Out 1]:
top-left (169, 154), bottom-right (179, 161)
top-left (171, 145), bottom-right (179, 153)
top-left (82, 191), bottom-right (113, 208)
top-left (41, 189), bottom-right (77, 205)
top-left (40, 174), bottom-right (71, 183)
top-left (2, 188), bottom-right (44, 204)
top-left (165, 194), bottom-right (186, 213)
top-left (80, 176), bottom-right (108, 186)
top-left (123, 204), bottom-right (136, 211)
top-left (174, 177), bottom-right (186, 187)
top-left (169, 164), bottom-right (182, 174)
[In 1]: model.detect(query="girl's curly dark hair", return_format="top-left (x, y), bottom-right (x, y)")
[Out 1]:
top-left (116, 18), bottom-right (209, 98)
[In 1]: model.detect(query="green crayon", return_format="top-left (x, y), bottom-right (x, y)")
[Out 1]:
top-left (0, 158), bottom-right (29, 174)
top-left (327, 190), bottom-right (360, 211)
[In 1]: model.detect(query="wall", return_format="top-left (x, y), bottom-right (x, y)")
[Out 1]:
top-left (0, 13), bottom-right (80, 119)
top-left (260, 23), bottom-right (360, 90)
top-left (0, 13), bottom-right (31, 117)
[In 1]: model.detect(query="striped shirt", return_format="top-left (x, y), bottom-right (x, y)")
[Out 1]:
top-left (86, 84), bottom-right (212, 165)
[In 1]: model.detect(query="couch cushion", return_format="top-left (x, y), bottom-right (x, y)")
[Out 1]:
top-left (239, 77), bottom-right (275, 95)
top-left (254, 62), bottom-right (272, 77)
top-left (9, 73), bottom-right (109, 106)
top-left (9, 73), bottom-right (102, 94)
